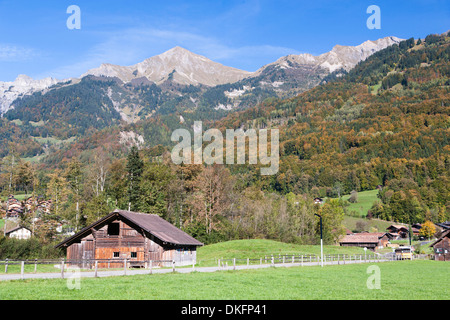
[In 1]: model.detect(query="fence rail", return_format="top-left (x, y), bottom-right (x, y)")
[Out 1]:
top-left (0, 253), bottom-right (433, 280)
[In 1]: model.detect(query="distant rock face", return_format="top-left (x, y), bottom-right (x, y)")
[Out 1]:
top-left (256, 36), bottom-right (403, 74)
top-left (0, 75), bottom-right (60, 114)
top-left (83, 46), bottom-right (253, 86)
top-left (0, 37), bottom-right (403, 115)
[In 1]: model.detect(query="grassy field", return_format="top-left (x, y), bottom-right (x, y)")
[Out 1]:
top-left (0, 239), bottom-right (371, 274)
top-left (341, 189), bottom-right (380, 218)
top-left (196, 239), bottom-right (368, 267)
top-left (0, 261), bottom-right (447, 300)
top-left (336, 189), bottom-right (408, 234)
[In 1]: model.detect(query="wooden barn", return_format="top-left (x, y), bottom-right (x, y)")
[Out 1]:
top-left (55, 209), bottom-right (203, 268)
top-left (430, 229), bottom-right (450, 261)
top-left (339, 232), bottom-right (393, 251)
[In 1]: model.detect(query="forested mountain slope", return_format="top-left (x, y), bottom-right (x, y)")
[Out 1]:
top-left (211, 33), bottom-right (449, 223)
top-left (0, 33), bottom-right (448, 245)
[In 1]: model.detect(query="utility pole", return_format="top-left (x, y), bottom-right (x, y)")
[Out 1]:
top-left (315, 213), bottom-right (324, 267)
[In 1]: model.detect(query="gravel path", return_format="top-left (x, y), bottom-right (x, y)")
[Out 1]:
top-left (0, 257), bottom-right (392, 281)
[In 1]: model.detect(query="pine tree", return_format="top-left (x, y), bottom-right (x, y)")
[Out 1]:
top-left (126, 146), bottom-right (143, 211)
top-left (65, 157), bottom-right (83, 230)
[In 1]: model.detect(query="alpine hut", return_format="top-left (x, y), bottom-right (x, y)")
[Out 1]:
top-left (55, 209), bottom-right (203, 268)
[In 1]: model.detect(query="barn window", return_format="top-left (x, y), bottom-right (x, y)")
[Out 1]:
top-left (131, 252), bottom-right (137, 258)
top-left (107, 223), bottom-right (120, 236)
top-left (113, 252), bottom-right (120, 258)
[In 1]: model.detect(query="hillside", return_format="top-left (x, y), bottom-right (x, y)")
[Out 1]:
top-left (197, 238), bottom-right (368, 263)
top-left (0, 32), bottom-right (448, 247)
top-left (210, 33), bottom-right (449, 224)
top-left (0, 37), bottom-right (401, 159)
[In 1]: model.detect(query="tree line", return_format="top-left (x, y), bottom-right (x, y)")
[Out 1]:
top-left (1, 145), bottom-right (348, 247)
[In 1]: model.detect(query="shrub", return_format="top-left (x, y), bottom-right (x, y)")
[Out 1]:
top-left (348, 190), bottom-right (358, 203)
top-left (0, 236), bottom-right (64, 259)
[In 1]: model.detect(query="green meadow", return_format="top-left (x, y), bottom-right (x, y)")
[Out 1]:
top-left (0, 261), bottom-right (447, 300)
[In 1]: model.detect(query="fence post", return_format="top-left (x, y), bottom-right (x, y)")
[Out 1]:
top-left (271, 256), bottom-right (274, 266)
top-left (124, 258), bottom-right (127, 275)
top-left (94, 260), bottom-right (98, 278)
top-left (5, 258), bottom-right (8, 273)
top-left (247, 258), bottom-right (249, 268)
top-left (21, 261), bottom-right (25, 280)
top-left (149, 260), bottom-right (153, 274)
top-left (172, 260), bottom-right (175, 273)
top-left (34, 259), bottom-right (37, 273)
top-left (233, 258), bottom-right (236, 270)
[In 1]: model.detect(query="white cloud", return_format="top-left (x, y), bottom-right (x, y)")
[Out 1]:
top-left (0, 44), bottom-right (39, 62)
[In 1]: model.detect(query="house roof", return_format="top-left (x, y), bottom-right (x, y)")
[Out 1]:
top-left (339, 233), bottom-right (387, 244)
top-left (429, 229), bottom-right (450, 248)
top-left (55, 209), bottom-right (203, 248)
top-left (5, 225), bottom-right (31, 235)
top-left (387, 224), bottom-right (409, 231)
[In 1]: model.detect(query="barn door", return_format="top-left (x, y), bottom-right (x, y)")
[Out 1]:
top-left (82, 240), bottom-right (94, 269)
top-left (67, 243), bottom-right (82, 268)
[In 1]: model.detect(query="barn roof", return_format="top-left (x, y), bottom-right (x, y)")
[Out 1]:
top-left (429, 229), bottom-right (450, 248)
top-left (339, 233), bottom-right (389, 244)
top-left (55, 209), bottom-right (203, 248)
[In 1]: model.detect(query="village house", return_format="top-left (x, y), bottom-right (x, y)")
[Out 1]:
top-left (314, 197), bottom-right (324, 205)
top-left (5, 225), bottom-right (32, 240)
top-left (435, 221), bottom-right (450, 231)
top-left (6, 196), bottom-right (23, 218)
top-left (430, 229), bottom-right (450, 261)
top-left (55, 209), bottom-right (203, 268)
top-left (339, 232), bottom-right (393, 251)
top-left (386, 224), bottom-right (409, 239)
top-left (1, 195), bottom-right (52, 219)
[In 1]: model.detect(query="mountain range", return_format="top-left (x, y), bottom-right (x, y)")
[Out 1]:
top-left (0, 31), bottom-right (448, 228)
top-left (0, 36), bottom-right (402, 116)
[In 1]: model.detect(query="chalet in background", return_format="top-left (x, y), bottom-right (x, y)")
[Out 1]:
top-left (5, 225), bottom-right (31, 240)
top-left (430, 229), bottom-right (450, 261)
top-left (386, 224), bottom-right (409, 239)
top-left (55, 209), bottom-right (203, 268)
top-left (339, 232), bottom-right (393, 251)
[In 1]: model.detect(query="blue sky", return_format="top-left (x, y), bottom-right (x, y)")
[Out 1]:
top-left (0, 0), bottom-right (448, 81)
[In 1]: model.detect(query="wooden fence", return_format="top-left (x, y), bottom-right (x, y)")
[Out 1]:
top-left (0, 253), bottom-right (433, 280)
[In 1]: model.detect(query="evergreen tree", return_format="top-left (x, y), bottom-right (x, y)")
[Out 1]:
top-left (126, 146), bottom-right (143, 211)
top-left (65, 157), bottom-right (83, 230)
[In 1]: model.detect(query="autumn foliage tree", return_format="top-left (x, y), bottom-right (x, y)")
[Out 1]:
top-left (419, 220), bottom-right (436, 240)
